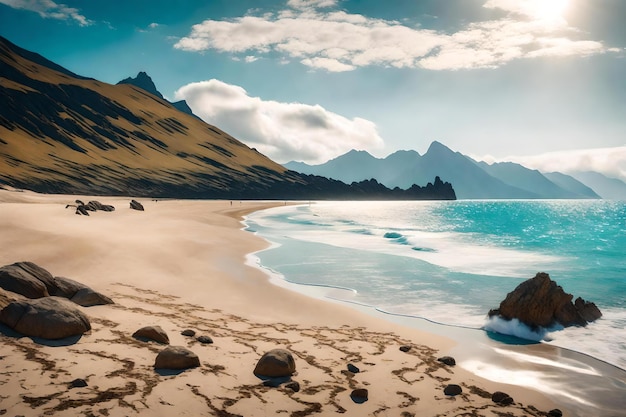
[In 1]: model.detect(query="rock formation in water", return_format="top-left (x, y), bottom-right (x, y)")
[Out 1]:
top-left (488, 272), bottom-right (602, 329)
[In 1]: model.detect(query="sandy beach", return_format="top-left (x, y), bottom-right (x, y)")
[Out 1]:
top-left (0, 188), bottom-right (567, 416)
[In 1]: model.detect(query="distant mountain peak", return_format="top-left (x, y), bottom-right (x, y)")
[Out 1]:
top-left (117, 71), bottom-right (164, 99)
top-left (426, 140), bottom-right (453, 154)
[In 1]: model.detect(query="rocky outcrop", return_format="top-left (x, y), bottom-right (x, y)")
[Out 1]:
top-left (133, 326), bottom-right (170, 344)
top-left (253, 349), bottom-right (296, 378)
top-left (70, 200), bottom-right (115, 215)
top-left (0, 296), bottom-right (91, 339)
top-left (154, 346), bottom-right (200, 370)
top-left (0, 262), bottom-right (113, 306)
top-left (488, 272), bottom-right (602, 329)
top-left (130, 200), bottom-right (144, 211)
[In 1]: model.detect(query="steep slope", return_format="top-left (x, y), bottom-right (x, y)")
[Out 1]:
top-left (569, 172), bottom-right (626, 200)
top-left (0, 35), bottom-right (304, 198)
top-left (0, 36), bottom-right (455, 200)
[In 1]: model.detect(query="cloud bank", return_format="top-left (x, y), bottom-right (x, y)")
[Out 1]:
top-left (175, 79), bottom-right (384, 164)
top-left (174, 0), bottom-right (614, 71)
top-left (479, 146), bottom-right (626, 182)
top-left (0, 0), bottom-right (91, 26)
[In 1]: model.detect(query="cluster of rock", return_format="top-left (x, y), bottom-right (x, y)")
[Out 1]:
top-left (488, 272), bottom-right (602, 329)
top-left (69, 200), bottom-right (115, 216)
top-left (65, 199), bottom-right (145, 215)
top-left (0, 261), bottom-right (113, 339)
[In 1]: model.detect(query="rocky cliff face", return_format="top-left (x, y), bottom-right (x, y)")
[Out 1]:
top-left (488, 272), bottom-right (602, 329)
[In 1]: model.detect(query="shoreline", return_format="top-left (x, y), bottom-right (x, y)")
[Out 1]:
top-left (243, 203), bottom-right (626, 416)
top-left (0, 189), bottom-right (613, 416)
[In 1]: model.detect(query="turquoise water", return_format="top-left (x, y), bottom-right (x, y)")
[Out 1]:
top-left (245, 200), bottom-right (626, 369)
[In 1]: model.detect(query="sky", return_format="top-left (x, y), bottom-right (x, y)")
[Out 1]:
top-left (1, 0), bottom-right (625, 180)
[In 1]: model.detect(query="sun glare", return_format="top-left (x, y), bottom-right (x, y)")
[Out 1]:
top-left (529, 0), bottom-right (570, 22)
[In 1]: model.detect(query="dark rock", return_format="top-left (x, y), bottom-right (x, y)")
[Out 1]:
top-left (0, 263), bottom-right (112, 306)
top-left (154, 346), bottom-right (200, 370)
top-left (86, 201), bottom-right (114, 212)
top-left (492, 391), bottom-right (514, 405)
top-left (75, 200), bottom-right (84, 205)
top-left (262, 378), bottom-right (285, 388)
top-left (253, 349), bottom-right (296, 378)
top-left (547, 409), bottom-right (563, 417)
top-left (70, 378), bottom-right (88, 388)
top-left (196, 335), bottom-right (213, 344)
top-left (133, 326), bottom-right (170, 344)
top-left (399, 345), bottom-right (412, 352)
top-left (443, 384), bottom-right (462, 396)
top-left (76, 205), bottom-right (89, 216)
top-left (347, 363), bottom-right (360, 373)
top-left (52, 276), bottom-right (113, 306)
top-left (437, 356), bottom-right (456, 366)
top-left (488, 272), bottom-right (602, 329)
top-left (284, 381), bottom-right (300, 392)
top-left (181, 329), bottom-right (196, 337)
top-left (130, 200), bottom-right (144, 211)
top-left (70, 287), bottom-right (114, 307)
top-left (574, 297), bottom-right (602, 323)
top-left (0, 297), bottom-right (91, 339)
top-left (0, 288), bottom-right (24, 309)
top-left (0, 262), bottom-right (52, 298)
top-left (350, 388), bottom-right (368, 402)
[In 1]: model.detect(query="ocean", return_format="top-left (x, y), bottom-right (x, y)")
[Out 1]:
top-left (244, 200), bottom-right (626, 371)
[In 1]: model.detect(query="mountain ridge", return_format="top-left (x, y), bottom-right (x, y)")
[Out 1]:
top-left (285, 143), bottom-right (601, 200)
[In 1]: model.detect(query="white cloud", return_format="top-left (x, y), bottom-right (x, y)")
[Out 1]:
top-left (286, 0), bottom-right (338, 10)
top-left (244, 55), bottom-right (258, 63)
top-left (173, 0), bottom-right (613, 71)
top-left (477, 146), bottom-right (626, 182)
top-left (174, 79), bottom-right (384, 164)
top-left (0, 0), bottom-right (91, 26)
top-left (148, 22), bottom-right (160, 29)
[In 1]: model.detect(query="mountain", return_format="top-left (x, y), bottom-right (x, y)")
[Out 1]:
top-left (419, 141), bottom-right (538, 199)
top-left (287, 142), bottom-right (538, 199)
top-left (542, 172), bottom-right (600, 199)
top-left (118, 71), bottom-right (164, 99)
top-left (568, 171), bottom-right (626, 200)
top-left (117, 71), bottom-right (198, 119)
top-left (478, 161), bottom-right (599, 199)
top-left (285, 141), bottom-right (601, 200)
top-left (0, 35), bottom-right (455, 200)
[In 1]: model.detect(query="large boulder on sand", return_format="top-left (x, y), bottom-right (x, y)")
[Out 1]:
top-left (0, 296), bottom-right (91, 339)
top-left (154, 346), bottom-right (200, 369)
top-left (0, 262), bottom-right (113, 306)
top-left (253, 348), bottom-right (296, 378)
top-left (0, 262), bottom-right (53, 298)
top-left (488, 272), bottom-right (602, 329)
top-left (133, 325), bottom-right (170, 344)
